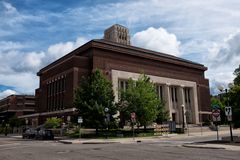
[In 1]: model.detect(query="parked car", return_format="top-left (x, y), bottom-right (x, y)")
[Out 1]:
top-left (22, 128), bottom-right (37, 139)
top-left (35, 128), bottom-right (54, 140)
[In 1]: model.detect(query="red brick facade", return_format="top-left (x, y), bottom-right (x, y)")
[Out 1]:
top-left (34, 39), bottom-right (210, 124)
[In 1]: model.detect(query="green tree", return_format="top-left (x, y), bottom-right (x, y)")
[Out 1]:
top-left (228, 85), bottom-right (240, 128)
top-left (9, 117), bottom-right (25, 132)
top-left (233, 64), bottom-right (240, 85)
top-left (156, 101), bottom-right (169, 124)
top-left (44, 117), bottom-right (63, 129)
top-left (211, 97), bottom-right (224, 109)
top-left (119, 74), bottom-right (167, 129)
top-left (74, 69), bottom-right (116, 132)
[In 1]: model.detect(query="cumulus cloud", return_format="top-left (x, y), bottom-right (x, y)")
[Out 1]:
top-left (1, 0), bottom-right (240, 96)
top-left (0, 89), bottom-right (18, 99)
top-left (47, 37), bottom-right (87, 60)
top-left (2, 1), bottom-right (17, 14)
top-left (208, 31), bottom-right (240, 66)
top-left (132, 27), bottom-right (181, 56)
top-left (205, 31), bottom-right (240, 94)
top-left (0, 41), bottom-right (24, 52)
top-left (0, 36), bottom-right (88, 94)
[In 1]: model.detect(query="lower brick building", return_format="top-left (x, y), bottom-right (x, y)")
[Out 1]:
top-left (0, 95), bottom-right (35, 123)
top-left (21, 24), bottom-right (211, 126)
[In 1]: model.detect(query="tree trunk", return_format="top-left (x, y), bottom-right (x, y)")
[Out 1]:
top-left (144, 125), bottom-right (147, 132)
top-left (137, 125), bottom-right (140, 134)
top-left (96, 128), bottom-right (99, 135)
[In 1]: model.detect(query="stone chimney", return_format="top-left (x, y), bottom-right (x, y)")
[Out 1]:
top-left (104, 24), bottom-right (130, 45)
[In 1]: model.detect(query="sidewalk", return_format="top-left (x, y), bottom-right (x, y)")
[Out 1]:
top-left (3, 129), bottom-right (240, 151)
top-left (182, 144), bottom-right (240, 151)
top-left (58, 129), bottom-right (240, 151)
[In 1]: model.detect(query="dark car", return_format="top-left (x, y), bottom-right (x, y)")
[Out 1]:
top-left (35, 129), bottom-right (54, 140)
top-left (22, 128), bottom-right (37, 139)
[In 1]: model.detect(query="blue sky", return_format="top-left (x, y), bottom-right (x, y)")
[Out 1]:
top-left (1, 0), bottom-right (240, 98)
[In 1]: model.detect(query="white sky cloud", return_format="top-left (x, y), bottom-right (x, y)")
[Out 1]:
top-left (0, 36), bottom-right (87, 95)
top-left (205, 31), bottom-right (240, 94)
top-left (132, 27), bottom-right (181, 56)
top-left (46, 36), bottom-right (88, 61)
top-left (0, 41), bottom-right (24, 52)
top-left (0, 89), bottom-right (18, 99)
top-left (1, 0), bottom-right (240, 95)
top-left (2, 1), bottom-right (17, 14)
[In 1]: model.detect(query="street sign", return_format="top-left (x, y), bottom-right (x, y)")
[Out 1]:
top-left (212, 116), bottom-right (221, 122)
top-left (225, 106), bottom-right (232, 116)
top-left (227, 115), bottom-right (232, 121)
top-left (212, 109), bottom-right (220, 117)
top-left (212, 104), bottom-right (220, 110)
top-left (78, 116), bottom-right (83, 123)
top-left (212, 109), bottom-right (221, 122)
top-left (131, 112), bottom-right (136, 123)
top-left (131, 112), bottom-right (136, 119)
top-left (106, 113), bottom-right (110, 122)
top-left (67, 116), bottom-right (71, 122)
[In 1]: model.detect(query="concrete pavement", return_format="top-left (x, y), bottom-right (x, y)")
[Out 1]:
top-left (2, 128), bottom-right (240, 151)
top-left (57, 129), bottom-right (240, 151)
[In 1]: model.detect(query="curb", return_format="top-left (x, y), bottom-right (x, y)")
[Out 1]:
top-left (59, 141), bottom-right (74, 144)
top-left (82, 141), bottom-right (119, 144)
top-left (58, 140), bottom-right (120, 144)
top-left (182, 144), bottom-right (225, 150)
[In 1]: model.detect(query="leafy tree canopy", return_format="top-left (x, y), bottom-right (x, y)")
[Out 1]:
top-left (119, 74), bottom-right (167, 127)
top-left (233, 64), bottom-right (240, 85)
top-left (44, 117), bottom-right (63, 129)
top-left (211, 97), bottom-right (224, 109)
top-left (9, 116), bottom-right (25, 128)
top-left (228, 85), bottom-right (240, 127)
top-left (74, 69), bottom-right (116, 130)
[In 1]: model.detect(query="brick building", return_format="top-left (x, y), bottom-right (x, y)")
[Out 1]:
top-left (22, 24), bottom-right (211, 126)
top-left (0, 95), bottom-right (35, 122)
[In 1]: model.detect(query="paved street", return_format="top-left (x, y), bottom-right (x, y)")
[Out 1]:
top-left (0, 136), bottom-right (240, 160)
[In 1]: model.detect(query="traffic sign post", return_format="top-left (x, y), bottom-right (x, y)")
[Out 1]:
top-left (212, 108), bottom-right (221, 141)
top-left (225, 106), bottom-right (233, 142)
top-left (212, 109), bottom-right (221, 122)
top-left (78, 116), bottom-right (83, 139)
top-left (131, 112), bottom-right (136, 141)
top-left (225, 106), bottom-right (232, 116)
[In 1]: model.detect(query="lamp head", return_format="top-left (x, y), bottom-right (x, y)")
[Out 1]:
top-left (228, 83), bottom-right (234, 88)
top-left (217, 85), bottom-right (224, 92)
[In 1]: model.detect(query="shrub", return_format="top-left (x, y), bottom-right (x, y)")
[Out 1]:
top-left (44, 117), bottom-right (63, 129)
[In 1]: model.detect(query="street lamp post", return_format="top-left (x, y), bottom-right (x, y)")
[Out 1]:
top-left (218, 84), bottom-right (234, 142)
top-left (181, 104), bottom-right (185, 132)
top-left (104, 107), bottom-right (110, 139)
top-left (225, 88), bottom-right (234, 142)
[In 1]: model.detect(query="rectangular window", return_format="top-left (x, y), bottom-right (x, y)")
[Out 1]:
top-left (118, 79), bottom-right (128, 100)
top-left (170, 86), bottom-right (178, 103)
top-left (188, 89), bottom-right (191, 103)
top-left (184, 88), bottom-right (191, 104)
top-left (47, 83), bottom-right (49, 111)
top-left (174, 87), bottom-right (178, 102)
top-left (185, 89), bottom-right (187, 103)
top-left (156, 84), bottom-right (163, 100)
top-left (63, 77), bottom-right (66, 92)
top-left (118, 79), bottom-right (128, 92)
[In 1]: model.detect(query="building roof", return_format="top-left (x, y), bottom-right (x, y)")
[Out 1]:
top-left (0, 95), bottom-right (35, 102)
top-left (38, 39), bottom-right (207, 75)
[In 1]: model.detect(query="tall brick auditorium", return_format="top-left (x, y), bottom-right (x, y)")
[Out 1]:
top-left (20, 24), bottom-right (211, 126)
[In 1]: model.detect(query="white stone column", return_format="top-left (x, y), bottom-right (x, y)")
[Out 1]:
top-left (191, 87), bottom-right (199, 124)
top-left (178, 86), bottom-right (187, 126)
top-left (164, 84), bottom-right (172, 121)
